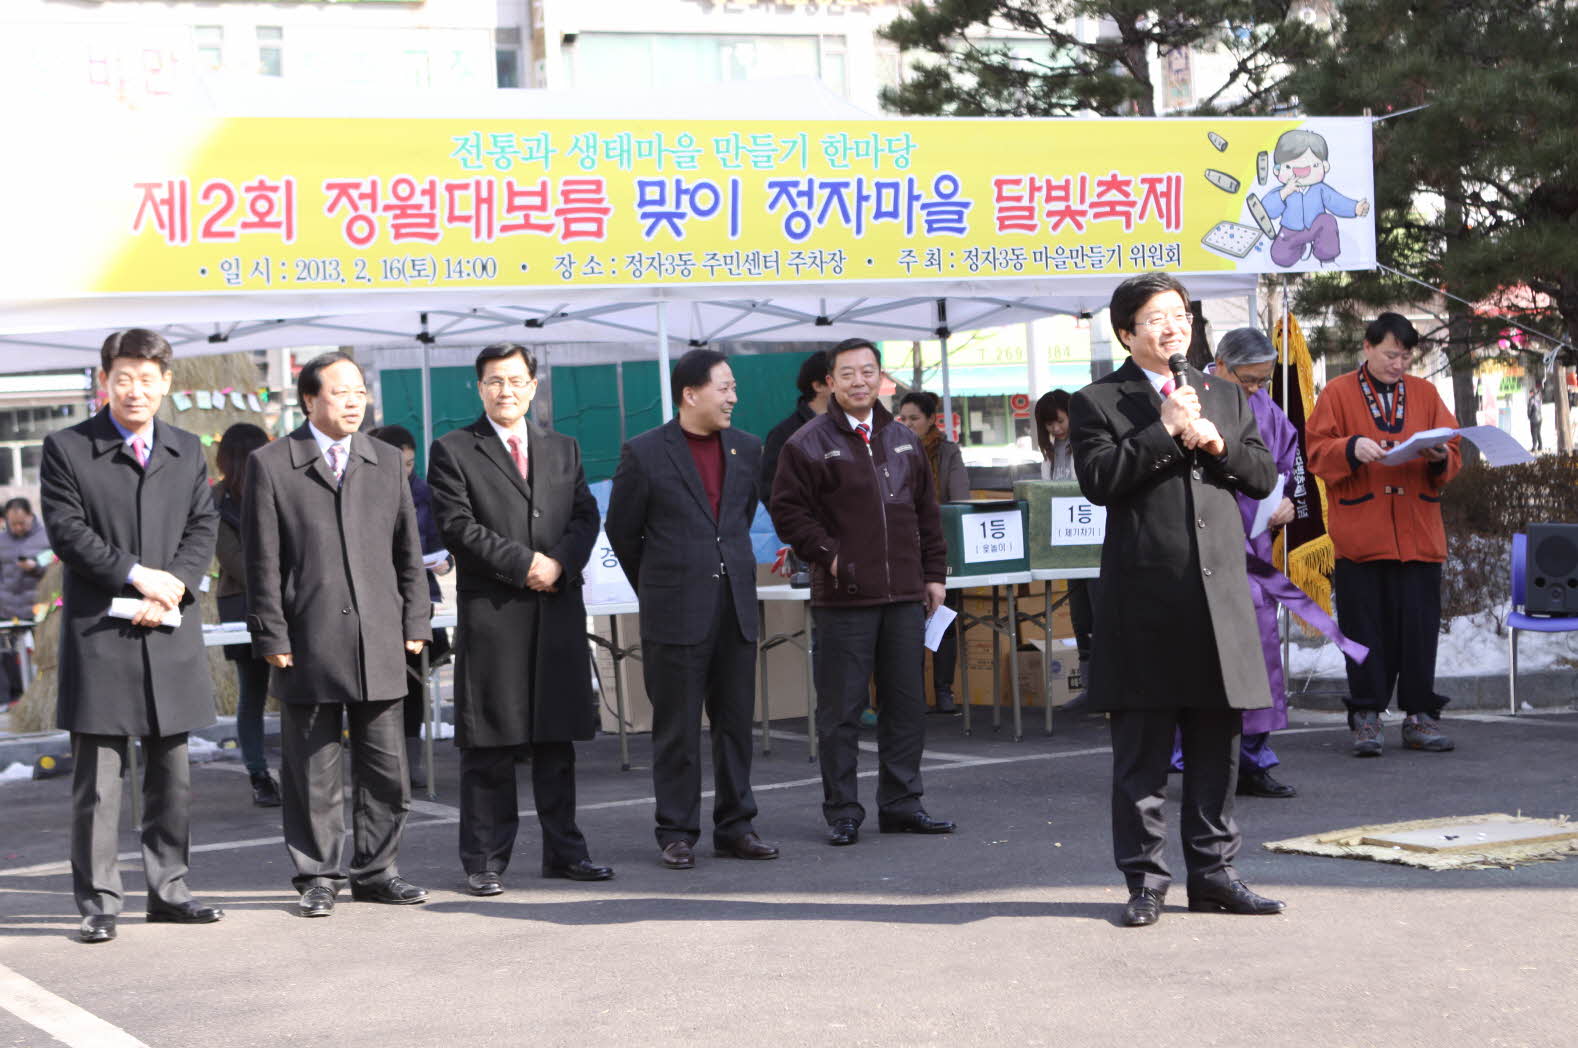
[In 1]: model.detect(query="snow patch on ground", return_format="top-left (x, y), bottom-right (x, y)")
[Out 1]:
top-left (1289, 610), bottom-right (1578, 678)
top-left (0, 761), bottom-right (31, 782)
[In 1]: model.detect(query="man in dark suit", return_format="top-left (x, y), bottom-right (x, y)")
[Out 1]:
top-left (243, 351), bottom-right (432, 918)
top-left (606, 349), bottom-right (779, 870)
top-left (1069, 272), bottom-right (1285, 928)
top-left (41, 328), bottom-right (224, 944)
top-left (427, 343), bottom-right (612, 895)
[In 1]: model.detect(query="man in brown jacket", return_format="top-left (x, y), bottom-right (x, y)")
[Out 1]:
top-left (770, 338), bottom-right (953, 847)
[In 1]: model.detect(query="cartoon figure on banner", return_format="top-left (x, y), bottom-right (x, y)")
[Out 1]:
top-left (1257, 129), bottom-right (1370, 269)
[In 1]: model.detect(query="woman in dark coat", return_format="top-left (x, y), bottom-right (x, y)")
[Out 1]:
top-left (213, 423), bottom-right (280, 806)
top-left (896, 391), bottom-right (969, 715)
top-left (368, 425), bottom-right (452, 789)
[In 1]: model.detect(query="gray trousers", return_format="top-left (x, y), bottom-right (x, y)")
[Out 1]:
top-left (71, 732), bottom-right (194, 917)
top-left (1109, 707), bottom-right (1242, 894)
top-left (812, 602), bottom-right (927, 825)
top-left (280, 699), bottom-right (409, 893)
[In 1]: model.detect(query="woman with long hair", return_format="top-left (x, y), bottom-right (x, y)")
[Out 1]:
top-left (213, 422), bottom-right (280, 806)
top-left (1033, 389), bottom-right (1094, 712)
top-left (896, 391), bottom-right (968, 716)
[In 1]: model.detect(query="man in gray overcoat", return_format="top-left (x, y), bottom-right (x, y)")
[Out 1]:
top-left (1070, 272), bottom-right (1286, 928)
top-left (427, 343), bottom-right (611, 896)
top-left (244, 351), bottom-right (431, 917)
top-left (41, 329), bottom-right (223, 944)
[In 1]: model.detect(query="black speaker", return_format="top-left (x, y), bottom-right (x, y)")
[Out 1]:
top-left (1525, 524), bottom-right (1578, 614)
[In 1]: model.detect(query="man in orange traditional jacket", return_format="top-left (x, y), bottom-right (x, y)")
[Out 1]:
top-left (1307, 313), bottom-right (1462, 757)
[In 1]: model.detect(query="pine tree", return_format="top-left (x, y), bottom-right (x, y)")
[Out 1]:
top-left (879, 0), bottom-right (1324, 117)
top-left (1290, 0), bottom-right (1578, 450)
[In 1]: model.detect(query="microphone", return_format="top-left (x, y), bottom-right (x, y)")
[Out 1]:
top-left (1167, 353), bottom-right (1190, 390)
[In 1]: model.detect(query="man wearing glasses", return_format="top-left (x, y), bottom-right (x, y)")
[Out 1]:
top-left (1307, 314), bottom-right (1461, 757)
top-left (1069, 273), bottom-right (1283, 927)
top-left (770, 337), bottom-right (954, 848)
top-left (427, 343), bottom-right (613, 895)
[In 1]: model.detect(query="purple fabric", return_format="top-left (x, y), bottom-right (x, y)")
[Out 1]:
top-left (1238, 389), bottom-right (1301, 736)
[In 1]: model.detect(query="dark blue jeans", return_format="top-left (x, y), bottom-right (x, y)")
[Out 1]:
top-left (232, 654), bottom-right (271, 777)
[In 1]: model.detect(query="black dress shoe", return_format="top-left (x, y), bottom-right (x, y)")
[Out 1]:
top-left (1122, 888), bottom-right (1165, 927)
top-left (298, 886), bottom-right (336, 917)
top-left (877, 810), bottom-right (956, 835)
top-left (659, 841), bottom-right (695, 870)
top-left (146, 899), bottom-right (224, 924)
top-left (1237, 768), bottom-right (1298, 798)
top-left (250, 772), bottom-right (283, 807)
top-left (1187, 880), bottom-right (1286, 915)
top-left (350, 877), bottom-right (429, 905)
top-left (827, 818), bottom-right (859, 846)
top-left (713, 832), bottom-right (780, 860)
top-left (543, 858), bottom-right (615, 881)
top-left (466, 871), bottom-right (504, 896)
top-left (79, 915), bottom-right (116, 943)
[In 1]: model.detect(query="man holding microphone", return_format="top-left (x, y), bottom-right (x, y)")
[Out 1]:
top-left (1069, 273), bottom-right (1284, 928)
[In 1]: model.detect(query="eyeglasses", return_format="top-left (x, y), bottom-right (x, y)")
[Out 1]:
top-left (481, 377), bottom-right (534, 392)
top-left (1230, 367), bottom-right (1275, 392)
top-left (1138, 312), bottom-right (1194, 331)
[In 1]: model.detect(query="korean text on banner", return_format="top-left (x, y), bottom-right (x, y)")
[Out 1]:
top-left (2, 116), bottom-right (1376, 300)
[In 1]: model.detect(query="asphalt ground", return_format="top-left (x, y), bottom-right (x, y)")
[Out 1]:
top-left (2, 708), bottom-right (1576, 1048)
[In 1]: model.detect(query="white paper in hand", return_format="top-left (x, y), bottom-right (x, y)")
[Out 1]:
top-left (1249, 474), bottom-right (1287, 539)
top-left (422, 549), bottom-right (451, 570)
top-left (924, 603), bottom-right (958, 652)
top-left (108, 597), bottom-right (182, 628)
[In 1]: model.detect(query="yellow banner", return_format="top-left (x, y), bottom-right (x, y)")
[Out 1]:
top-left (7, 115), bottom-right (1375, 299)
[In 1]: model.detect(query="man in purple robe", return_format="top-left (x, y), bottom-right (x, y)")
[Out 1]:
top-left (1173, 329), bottom-right (1300, 797)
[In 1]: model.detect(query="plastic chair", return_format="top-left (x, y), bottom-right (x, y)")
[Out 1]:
top-left (1506, 533), bottom-right (1578, 713)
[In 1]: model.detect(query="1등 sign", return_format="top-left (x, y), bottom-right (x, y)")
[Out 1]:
top-left (1014, 480), bottom-right (1104, 570)
top-left (939, 499), bottom-right (1029, 576)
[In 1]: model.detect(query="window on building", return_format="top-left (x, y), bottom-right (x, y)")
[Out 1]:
top-left (495, 27), bottom-right (521, 88)
top-left (194, 26), bottom-right (223, 72)
top-left (573, 34), bottom-right (827, 92)
top-left (257, 26), bottom-right (283, 78)
top-left (18, 445), bottom-right (42, 488)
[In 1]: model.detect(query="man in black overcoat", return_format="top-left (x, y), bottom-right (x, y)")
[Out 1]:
top-left (1069, 272), bottom-right (1286, 927)
top-left (243, 352), bottom-right (432, 917)
top-left (41, 329), bottom-right (224, 944)
top-left (606, 349), bottom-right (779, 870)
top-left (427, 343), bottom-right (611, 895)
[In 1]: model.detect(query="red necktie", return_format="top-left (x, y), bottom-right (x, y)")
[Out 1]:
top-left (855, 423), bottom-right (871, 445)
top-left (131, 437), bottom-right (149, 468)
top-left (507, 435), bottom-right (529, 480)
top-left (1160, 380), bottom-right (1176, 398)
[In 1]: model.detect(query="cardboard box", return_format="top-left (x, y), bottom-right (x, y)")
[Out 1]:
top-left (1002, 639), bottom-right (1082, 708)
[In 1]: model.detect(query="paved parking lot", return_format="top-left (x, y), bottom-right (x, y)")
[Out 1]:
top-left (2, 708), bottom-right (1576, 1048)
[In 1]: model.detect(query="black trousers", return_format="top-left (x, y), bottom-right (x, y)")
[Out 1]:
top-left (1333, 558), bottom-right (1444, 724)
top-left (70, 732), bottom-right (193, 917)
top-left (641, 578), bottom-right (759, 847)
top-left (458, 741), bottom-right (587, 874)
top-left (279, 699), bottom-right (409, 893)
top-left (813, 602), bottom-right (927, 825)
top-left (1109, 707), bottom-right (1242, 894)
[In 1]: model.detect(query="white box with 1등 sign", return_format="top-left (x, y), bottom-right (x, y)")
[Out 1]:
top-left (1014, 480), bottom-right (1104, 570)
top-left (939, 499), bottom-right (1029, 575)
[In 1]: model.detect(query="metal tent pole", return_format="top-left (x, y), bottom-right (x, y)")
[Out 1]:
top-left (657, 304), bottom-right (673, 422)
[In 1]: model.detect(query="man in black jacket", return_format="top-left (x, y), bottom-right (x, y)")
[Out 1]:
top-left (606, 349), bottom-right (778, 870)
top-left (1070, 272), bottom-right (1284, 928)
top-left (759, 349), bottom-right (830, 503)
top-left (770, 338), bottom-right (953, 847)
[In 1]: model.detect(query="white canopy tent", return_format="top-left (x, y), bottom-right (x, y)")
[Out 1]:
top-left (0, 80), bottom-right (1267, 444)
